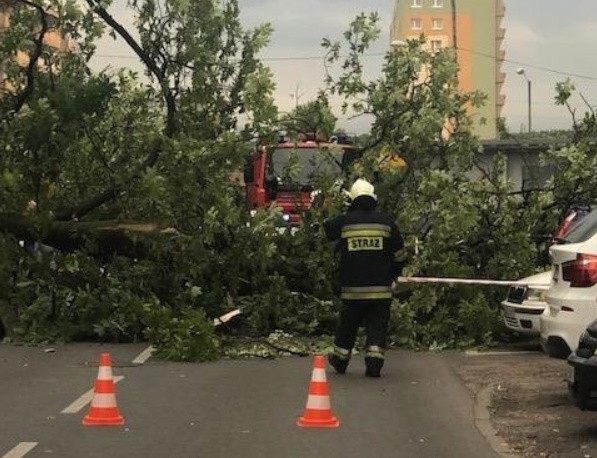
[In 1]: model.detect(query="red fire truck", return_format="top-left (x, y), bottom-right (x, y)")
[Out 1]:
top-left (243, 133), bottom-right (360, 226)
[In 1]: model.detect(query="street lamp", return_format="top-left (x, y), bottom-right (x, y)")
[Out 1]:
top-left (516, 67), bottom-right (532, 133)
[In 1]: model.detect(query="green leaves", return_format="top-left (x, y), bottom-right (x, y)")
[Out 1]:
top-left (318, 17), bottom-right (559, 350)
top-left (555, 79), bottom-right (575, 106)
top-left (146, 305), bottom-right (220, 362)
top-left (279, 96), bottom-right (337, 140)
top-left (3, 3), bottom-right (596, 358)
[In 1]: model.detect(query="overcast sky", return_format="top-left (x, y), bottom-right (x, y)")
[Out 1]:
top-left (91, 0), bottom-right (597, 135)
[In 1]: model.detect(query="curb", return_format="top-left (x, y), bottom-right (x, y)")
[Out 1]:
top-left (473, 385), bottom-right (519, 457)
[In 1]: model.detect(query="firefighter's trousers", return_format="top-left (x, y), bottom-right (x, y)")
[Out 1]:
top-left (333, 299), bottom-right (391, 364)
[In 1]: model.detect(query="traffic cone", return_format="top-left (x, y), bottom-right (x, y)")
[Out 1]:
top-left (297, 354), bottom-right (339, 428)
top-left (82, 352), bottom-right (125, 426)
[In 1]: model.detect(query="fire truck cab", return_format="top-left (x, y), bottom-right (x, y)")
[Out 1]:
top-left (243, 132), bottom-right (360, 226)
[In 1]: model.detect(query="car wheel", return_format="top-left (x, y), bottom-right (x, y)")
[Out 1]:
top-left (547, 336), bottom-right (572, 359)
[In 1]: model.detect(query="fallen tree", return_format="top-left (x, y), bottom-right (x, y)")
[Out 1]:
top-left (0, 214), bottom-right (177, 255)
top-left (3, 2), bottom-right (596, 361)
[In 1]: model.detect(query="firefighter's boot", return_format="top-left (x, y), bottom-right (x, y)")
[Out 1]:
top-left (328, 354), bottom-right (348, 374)
top-left (365, 346), bottom-right (385, 378)
top-left (328, 345), bottom-right (351, 374)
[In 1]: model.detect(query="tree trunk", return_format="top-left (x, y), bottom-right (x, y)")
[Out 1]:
top-left (0, 214), bottom-right (178, 256)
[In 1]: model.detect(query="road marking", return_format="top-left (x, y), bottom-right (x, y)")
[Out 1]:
top-left (132, 345), bottom-right (155, 364)
top-left (61, 376), bottom-right (124, 414)
top-left (2, 442), bottom-right (38, 458)
top-left (465, 350), bottom-right (541, 356)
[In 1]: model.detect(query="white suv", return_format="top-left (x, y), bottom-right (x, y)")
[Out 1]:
top-left (540, 208), bottom-right (597, 359)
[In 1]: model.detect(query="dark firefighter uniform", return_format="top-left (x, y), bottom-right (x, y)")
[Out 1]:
top-left (323, 179), bottom-right (404, 377)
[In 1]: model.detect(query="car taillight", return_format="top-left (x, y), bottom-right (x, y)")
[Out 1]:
top-left (562, 253), bottom-right (597, 287)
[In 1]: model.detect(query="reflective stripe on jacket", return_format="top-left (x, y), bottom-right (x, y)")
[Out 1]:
top-left (324, 208), bottom-right (404, 300)
top-left (340, 286), bottom-right (393, 300)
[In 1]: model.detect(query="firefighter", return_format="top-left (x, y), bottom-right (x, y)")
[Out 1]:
top-left (323, 178), bottom-right (404, 377)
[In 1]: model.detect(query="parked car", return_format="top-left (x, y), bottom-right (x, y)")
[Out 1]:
top-left (551, 205), bottom-right (592, 243)
top-left (500, 271), bottom-right (551, 335)
top-left (500, 206), bottom-right (590, 337)
top-left (566, 318), bottom-right (597, 410)
top-left (540, 208), bottom-right (597, 359)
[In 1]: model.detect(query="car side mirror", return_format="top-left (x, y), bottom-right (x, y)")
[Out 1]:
top-left (243, 157), bottom-right (254, 184)
top-left (265, 173), bottom-right (279, 191)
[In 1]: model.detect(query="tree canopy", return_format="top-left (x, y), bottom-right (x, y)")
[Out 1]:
top-left (1, 2), bottom-right (596, 358)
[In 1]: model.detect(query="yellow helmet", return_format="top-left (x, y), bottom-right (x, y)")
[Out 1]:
top-left (349, 178), bottom-right (377, 202)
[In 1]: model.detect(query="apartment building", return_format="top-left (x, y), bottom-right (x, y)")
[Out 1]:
top-left (0, 3), bottom-right (8, 85)
top-left (0, 1), bottom-right (74, 95)
top-left (391, 0), bottom-right (506, 140)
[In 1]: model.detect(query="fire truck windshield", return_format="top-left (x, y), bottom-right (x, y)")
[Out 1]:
top-left (269, 147), bottom-right (353, 185)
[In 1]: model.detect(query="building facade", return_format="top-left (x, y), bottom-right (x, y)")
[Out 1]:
top-left (391, 0), bottom-right (506, 140)
top-left (0, 2), bottom-right (73, 96)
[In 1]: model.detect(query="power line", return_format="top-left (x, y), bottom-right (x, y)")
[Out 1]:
top-left (457, 47), bottom-right (597, 82)
top-left (93, 53), bottom-right (328, 61)
top-left (93, 47), bottom-right (597, 82)
top-left (93, 52), bottom-right (386, 61)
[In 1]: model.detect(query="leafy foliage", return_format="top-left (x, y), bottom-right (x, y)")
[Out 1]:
top-left (145, 305), bottom-right (220, 362)
top-left (279, 96), bottom-right (338, 140)
top-left (2, 2), bottom-right (597, 361)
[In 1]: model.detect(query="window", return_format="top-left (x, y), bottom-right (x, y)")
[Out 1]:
top-left (269, 147), bottom-right (351, 186)
top-left (44, 13), bottom-right (58, 29)
top-left (411, 18), bottom-right (422, 30)
top-left (432, 18), bottom-right (443, 30)
top-left (522, 163), bottom-right (553, 192)
top-left (411, 0), bottom-right (422, 7)
top-left (430, 40), bottom-right (442, 52)
top-left (564, 209), bottom-right (597, 243)
top-left (432, 0), bottom-right (444, 7)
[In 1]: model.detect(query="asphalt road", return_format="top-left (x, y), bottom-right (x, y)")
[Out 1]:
top-left (0, 343), bottom-right (500, 458)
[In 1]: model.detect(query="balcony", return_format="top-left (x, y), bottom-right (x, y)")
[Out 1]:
top-left (496, 27), bottom-right (506, 39)
top-left (496, 0), bottom-right (506, 18)
top-left (0, 11), bottom-right (9, 28)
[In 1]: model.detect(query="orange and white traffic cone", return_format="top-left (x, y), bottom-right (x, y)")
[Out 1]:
top-left (297, 354), bottom-right (339, 428)
top-left (82, 352), bottom-right (125, 426)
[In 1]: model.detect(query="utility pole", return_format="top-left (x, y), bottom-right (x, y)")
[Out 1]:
top-left (290, 84), bottom-right (303, 109)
